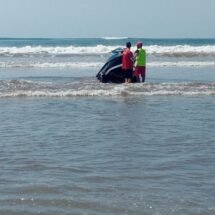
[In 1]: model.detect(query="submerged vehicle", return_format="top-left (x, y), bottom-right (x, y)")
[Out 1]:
top-left (96, 48), bottom-right (124, 83)
top-left (96, 48), bottom-right (136, 83)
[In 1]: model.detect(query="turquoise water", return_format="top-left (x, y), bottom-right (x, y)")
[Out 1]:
top-left (0, 38), bottom-right (215, 214)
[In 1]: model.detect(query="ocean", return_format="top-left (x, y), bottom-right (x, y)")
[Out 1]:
top-left (0, 38), bottom-right (215, 215)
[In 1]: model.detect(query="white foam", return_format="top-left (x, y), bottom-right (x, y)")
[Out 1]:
top-left (0, 62), bottom-right (103, 68)
top-left (0, 45), bottom-right (119, 55)
top-left (1, 45), bottom-right (215, 56)
top-left (0, 82), bottom-right (214, 98)
top-left (148, 61), bottom-right (215, 67)
top-left (0, 61), bottom-right (214, 68)
top-left (145, 45), bottom-right (215, 57)
top-left (102, 37), bottom-right (129, 40)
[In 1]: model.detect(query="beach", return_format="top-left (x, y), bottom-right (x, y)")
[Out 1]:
top-left (0, 38), bottom-right (215, 215)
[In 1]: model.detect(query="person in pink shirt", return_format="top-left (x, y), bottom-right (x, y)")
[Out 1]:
top-left (122, 42), bottom-right (134, 83)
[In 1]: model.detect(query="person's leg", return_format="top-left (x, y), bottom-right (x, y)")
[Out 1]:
top-left (128, 69), bottom-right (133, 83)
top-left (123, 70), bottom-right (127, 83)
top-left (141, 74), bottom-right (145, 82)
top-left (124, 70), bottom-right (128, 83)
top-left (134, 67), bottom-right (141, 82)
top-left (141, 67), bottom-right (146, 82)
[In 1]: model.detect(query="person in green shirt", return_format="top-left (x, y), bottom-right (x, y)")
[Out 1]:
top-left (134, 42), bottom-right (146, 82)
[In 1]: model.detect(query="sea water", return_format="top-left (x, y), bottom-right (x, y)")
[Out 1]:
top-left (0, 38), bottom-right (215, 215)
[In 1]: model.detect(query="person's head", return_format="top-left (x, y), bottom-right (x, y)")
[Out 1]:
top-left (126, 42), bottom-right (131, 49)
top-left (136, 41), bottom-right (143, 48)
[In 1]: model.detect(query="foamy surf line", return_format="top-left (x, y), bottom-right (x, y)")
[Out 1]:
top-left (102, 37), bottom-right (129, 40)
top-left (0, 81), bottom-right (214, 98)
top-left (0, 45), bottom-right (117, 56)
top-left (0, 62), bottom-right (103, 68)
top-left (1, 45), bottom-right (215, 56)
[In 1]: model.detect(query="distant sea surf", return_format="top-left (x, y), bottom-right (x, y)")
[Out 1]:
top-left (1, 38), bottom-right (215, 69)
top-left (0, 38), bottom-right (215, 215)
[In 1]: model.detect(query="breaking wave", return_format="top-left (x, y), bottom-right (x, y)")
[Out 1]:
top-left (0, 80), bottom-right (214, 98)
top-left (148, 61), bottom-right (215, 67)
top-left (146, 45), bottom-right (215, 57)
top-left (102, 37), bottom-right (129, 40)
top-left (0, 61), bottom-right (215, 68)
top-left (0, 62), bottom-right (103, 68)
top-left (0, 45), bottom-right (116, 56)
top-left (1, 45), bottom-right (215, 57)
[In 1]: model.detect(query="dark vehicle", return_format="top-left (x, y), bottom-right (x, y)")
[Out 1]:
top-left (96, 48), bottom-right (136, 83)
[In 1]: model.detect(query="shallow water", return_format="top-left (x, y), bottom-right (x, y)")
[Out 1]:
top-left (0, 38), bottom-right (215, 214)
top-left (0, 94), bottom-right (215, 215)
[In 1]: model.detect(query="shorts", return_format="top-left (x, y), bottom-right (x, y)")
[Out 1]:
top-left (123, 69), bottom-right (133, 79)
top-left (134, 66), bottom-right (146, 77)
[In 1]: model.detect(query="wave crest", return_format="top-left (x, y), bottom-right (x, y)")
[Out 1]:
top-left (102, 37), bottom-right (129, 40)
top-left (0, 45), bottom-right (215, 57)
top-left (0, 61), bottom-right (215, 68)
top-left (1, 80), bottom-right (215, 98)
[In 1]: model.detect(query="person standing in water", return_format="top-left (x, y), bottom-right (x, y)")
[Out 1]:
top-left (122, 42), bottom-right (134, 83)
top-left (134, 42), bottom-right (146, 82)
